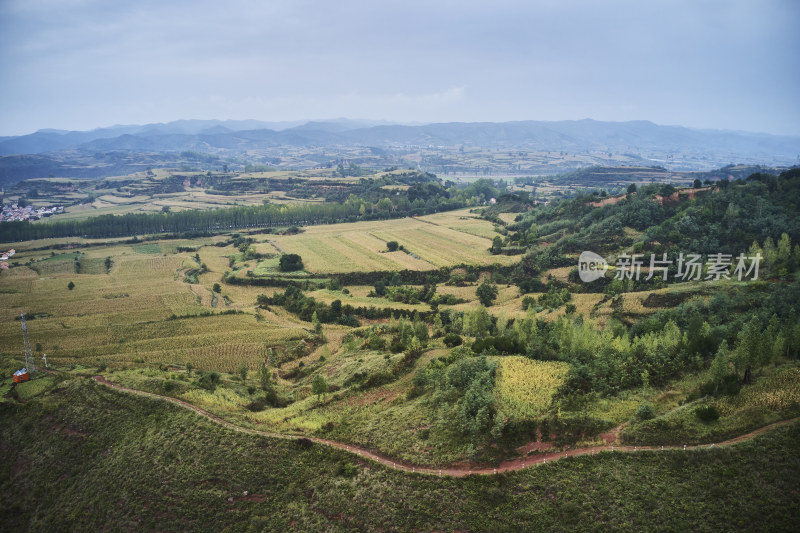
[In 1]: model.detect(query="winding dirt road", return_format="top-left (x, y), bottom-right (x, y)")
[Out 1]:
top-left (92, 376), bottom-right (797, 478)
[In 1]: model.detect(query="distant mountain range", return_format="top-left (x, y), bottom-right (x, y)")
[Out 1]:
top-left (0, 118), bottom-right (797, 186)
top-left (2, 118), bottom-right (798, 158)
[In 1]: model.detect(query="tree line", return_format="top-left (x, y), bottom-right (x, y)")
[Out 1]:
top-left (0, 195), bottom-right (469, 242)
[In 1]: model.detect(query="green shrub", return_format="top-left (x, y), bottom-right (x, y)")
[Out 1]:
top-left (196, 371), bottom-right (221, 391)
top-left (443, 333), bottom-right (463, 347)
top-left (637, 402), bottom-right (655, 421)
top-left (279, 253), bottom-right (304, 272)
top-left (696, 404), bottom-right (720, 423)
top-left (246, 399), bottom-right (266, 412)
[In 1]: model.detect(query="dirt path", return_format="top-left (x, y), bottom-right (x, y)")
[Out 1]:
top-left (92, 376), bottom-right (798, 478)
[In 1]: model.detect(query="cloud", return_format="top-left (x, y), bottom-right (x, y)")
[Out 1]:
top-left (0, 0), bottom-right (798, 135)
top-left (189, 87), bottom-right (468, 123)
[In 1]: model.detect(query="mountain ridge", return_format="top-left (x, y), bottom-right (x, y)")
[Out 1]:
top-left (2, 118), bottom-right (797, 158)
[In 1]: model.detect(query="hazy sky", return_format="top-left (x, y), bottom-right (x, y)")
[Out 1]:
top-left (1, 0), bottom-right (798, 136)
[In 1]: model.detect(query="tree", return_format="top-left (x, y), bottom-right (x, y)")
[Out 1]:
top-left (733, 316), bottom-right (763, 384)
top-left (376, 198), bottom-right (393, 213)
top-left (185, 362), bottom-right (193, 376)
top-left (476, 279), bottom-right (498, 307)
top-left (312, 311), bottom-right (323, 337)
top-left (67, 281), bottom-right (75, 290)
top-left (693, 178), bottom-right (702, 188)
top-left (386, 240), bottom-right (399, 252)
top-left (212, 283), bottom-right (222, 293)
top-left (312, 374), bottom-right (328, 401)
top-left (373, 279), bottom-right (387, 296)
top-left (279, 253), bottom-right (304, 272)
top-left (238, 364), bottom-right (248, 382)
top-left (490, 236), bottom-right (503, 255)
top-left (627, 183), bottom-right (637, 194)
top-left (258, 361), bottom-right (272, 391)
top-left (709, 340), bottom-right (730, 393)
top-left (463, 306), bottom-right (493, 337)
top-left (330, 299), bottom-right (342, 319)
top-left (104, 256), bottom-right (113, 273)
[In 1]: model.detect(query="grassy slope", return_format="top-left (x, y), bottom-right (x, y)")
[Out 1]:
top-left (2, 378), bottom-right (799, 532)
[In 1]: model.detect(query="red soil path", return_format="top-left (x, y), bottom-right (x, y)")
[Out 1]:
top-left (93, 376), bottom-right (797, 478)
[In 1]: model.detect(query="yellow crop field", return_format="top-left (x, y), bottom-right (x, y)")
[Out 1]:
top-left (0, 239), bottom-right (312, 374)
top-left (498, 213), bottom-right (520, 225)
top-left (0, 208), bottom-right (520, 379)
top-left (307, 288), bottom-right (427, 312)
top-left (493, 356), bottom-right (569, 421)
top-left (422, 209), bottom-right (504, 239)
top-left (268, 214), bottom-right (518, 273)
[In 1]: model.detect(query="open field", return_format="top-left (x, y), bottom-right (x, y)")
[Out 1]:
top-left (268, 209), bottom-right (518, 273)
top-left (0, 240), bottom-right (312, 374)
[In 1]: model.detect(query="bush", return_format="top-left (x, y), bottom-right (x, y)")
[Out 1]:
top-left (699, 374), bottom-right (742, 397)
top-left (246, 399), bottom-right (266, 412)
top-left (386, 241), bottom-right (399, 252)
top-left (637, 402), bottom-right (655, 421)
top-left (443, 333), bottom-right (463, 347)
top-left (336, 461), bottom-right (358, 478)
top-left (695, 404), bottom-right (720, 423)
top-left (471, 336), bottom-right (524, 355)
top-left (197, 371), bottom-right (221, 391)
top-left (518, 277), bottom-right (546, 294)
top-left (279, 253), bottom-right (304, 272)
top-left (476, 279), bottom-right (498, 307)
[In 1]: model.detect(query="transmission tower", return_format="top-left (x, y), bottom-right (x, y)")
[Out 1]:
top-left (21, 313), bottom-right (35, 373)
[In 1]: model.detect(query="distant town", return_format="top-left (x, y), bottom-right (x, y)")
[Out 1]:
top-left (0, 203), bottom-right (63, 223)
top-left (0, 248), bottom-right (15, 269)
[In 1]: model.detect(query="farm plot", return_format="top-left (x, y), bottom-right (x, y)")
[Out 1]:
top-left (0, 238), bottom-right (312, 374)
top-left (422, 209), bottom-right (505, 239)
top-left (372, 224), bottom-right (515, 268)
top-left (306, 288), bottom-right (428, 313)
top-left (493, 356), bottom-right (570, 421)
top-left (267, 214), bottom-right (517, 274)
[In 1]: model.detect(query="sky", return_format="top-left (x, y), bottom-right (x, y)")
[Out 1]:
top-left (1, 0), bottom-right (798, 136)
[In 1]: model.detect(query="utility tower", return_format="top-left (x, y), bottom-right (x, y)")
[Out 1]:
top-left (21, 313), bottom-right (35, 373)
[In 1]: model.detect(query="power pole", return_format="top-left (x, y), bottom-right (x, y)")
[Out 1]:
top-left (21, 313), bottom-right (35, 373)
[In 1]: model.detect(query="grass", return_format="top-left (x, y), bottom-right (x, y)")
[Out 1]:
top-left (13, 375), bottom-right (56, 400)
top-left (623, 363), bottom-right (800, 445)
top-left (1, 378), bottom-right (799, 531)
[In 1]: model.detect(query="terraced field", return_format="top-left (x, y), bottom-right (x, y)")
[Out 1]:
top-left (0, 241), bottom-right (310, 374)
top-left (269, 209), bottom-right (518, 274)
